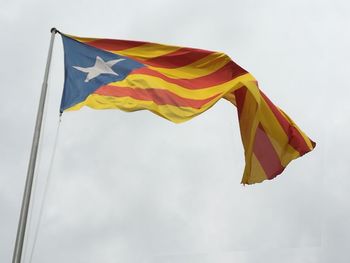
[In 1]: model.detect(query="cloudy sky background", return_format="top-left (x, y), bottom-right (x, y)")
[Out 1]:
top-left (1, 0), bottom-right (349, 262)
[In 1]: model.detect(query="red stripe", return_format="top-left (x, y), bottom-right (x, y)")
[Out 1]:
top-left (83, 39), bottom-right (146, 51)
top-left (260, 91), bottom-right (313, 155)
top-left (233, 86), bottom-right (247, 120)
top-left (94, 85), bottom-right (220, 109)
top-left (131, 61), bottom-right (247, 90)
top-left (85, 39), bottom-right (213, 69)
top-left (142, 48), bottom-right (213, 68)
top-left (253, 124), bottom-right (285, 179)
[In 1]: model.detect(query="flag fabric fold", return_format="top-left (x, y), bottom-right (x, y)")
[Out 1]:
top-left (60, 33), bottom-right (315, 184)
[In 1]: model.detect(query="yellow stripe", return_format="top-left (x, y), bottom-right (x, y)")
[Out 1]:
top-left (238, 103), bottom-right (258, 183)
top-left (69, 35), bottom-right (96, 42)
top-left (258, 97), bottom-right (300, 166)
top-left (114, 43), bottom-right (181, 59)
top-left (67, 94), bottom-right (208, 123)
top-left (108, 73), bottom-right (253, 100)
top-left (234, 82), bottom-right (261, 184)
top-left (147, 52), bottom-right (230, 79)
top-left (69, 35), bottom-right (182, 59)
top-left (243, 153), bottom-right (268, 184)
top-left (237, 87), bottom-right (259, 151)
top-left (223, 92), bottom-right (237, 106)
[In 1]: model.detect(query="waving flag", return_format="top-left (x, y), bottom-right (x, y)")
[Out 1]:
top-left (60, 33), bottom-right (315, 184)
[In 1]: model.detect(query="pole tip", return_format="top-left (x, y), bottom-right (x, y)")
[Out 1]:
top-left (50, 28), bottom-right (59, 34)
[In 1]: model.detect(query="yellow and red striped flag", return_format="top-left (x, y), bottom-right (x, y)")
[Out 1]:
top-left (60, 33), bottom-right (315, 184)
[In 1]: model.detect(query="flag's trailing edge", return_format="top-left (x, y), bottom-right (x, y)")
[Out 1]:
top-left (59, 32), bottom-right (316, 185)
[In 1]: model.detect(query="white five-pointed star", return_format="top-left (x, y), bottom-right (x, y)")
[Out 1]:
top-left (73, 56), bottom-right (125, 82)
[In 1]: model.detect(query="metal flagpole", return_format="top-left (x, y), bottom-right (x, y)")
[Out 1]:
top-left (12, 28), bottom-right (58, 263)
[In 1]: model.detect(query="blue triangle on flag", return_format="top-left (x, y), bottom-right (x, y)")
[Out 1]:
top-left (60, 35), bottom-right (144, 112)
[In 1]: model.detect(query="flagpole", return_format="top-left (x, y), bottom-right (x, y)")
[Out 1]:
top-left (12, 28), bottom-right (58, 263)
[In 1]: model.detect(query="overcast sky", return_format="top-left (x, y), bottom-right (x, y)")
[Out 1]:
top-left (1, 0), bottom-right (349, 262)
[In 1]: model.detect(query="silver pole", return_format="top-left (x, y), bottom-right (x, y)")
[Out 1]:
top-left (12, 28), bottom-right (58, 263)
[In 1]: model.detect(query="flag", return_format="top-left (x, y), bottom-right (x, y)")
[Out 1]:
top-left (59, 33), bottom-right (315, 184)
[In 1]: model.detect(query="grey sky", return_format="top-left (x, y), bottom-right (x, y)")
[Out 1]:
top-left (1, 0), bottom-right (349, 262)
